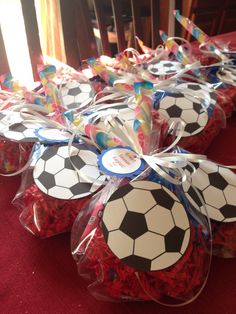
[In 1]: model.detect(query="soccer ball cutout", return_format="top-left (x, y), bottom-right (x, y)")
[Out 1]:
top-left (33, 144), bottom-right (106, 200)
top-left (5, 122), bottom-right (46, 142)
top-left (175, 82), bottom-right (217, 106)
top-left (0, 110), bottom-right (47, 142)
top-left (183, 161), bottom-right (236, 222)
top-left (102, 180), bottom-right (190, 272)
top-left (60, 81), bottom-right (94, 110)
top-left (148, 60), bottom-right (184, 76)
top-left (216, 69), bottom-right (236, 86)
top-left (157, 93), bottom-right (209, 137)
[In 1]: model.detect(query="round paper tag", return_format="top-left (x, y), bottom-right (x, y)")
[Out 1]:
top-left (33, 144), bottom-right (106, 199)
top-left (102, 180), bottom-right (190, 271)
top-left (183, 160), bottom-right (236, 222)
top-left (158, 93), bottom-right (209, 137)
top-left (35, 128), bottom-right (72, 143)
top-left (98, 147), bottom-right (145, 178)
top-left (60, 81), bottom-right (94, 110)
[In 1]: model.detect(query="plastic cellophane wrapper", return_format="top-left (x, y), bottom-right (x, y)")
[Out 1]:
top-left (0, 136), bottom-right (33, 174)
top-left (211, 167), bottom-right (236, 258)
top-left (71, 115), bottom-right (212, 305)
top-left (206, 68), bottom-right (236, 113)
top-left (136, 110), bottom-right (169, 155)
top-left (71, 170), bottom-right (211, 305)
top-left (202, 55), bottom-right (236, 111)
top-left (13, 166), bottom-right (93, 239)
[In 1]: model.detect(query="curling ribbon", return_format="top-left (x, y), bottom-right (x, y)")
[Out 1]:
top-left (173, 10), bottom-right (228, 61)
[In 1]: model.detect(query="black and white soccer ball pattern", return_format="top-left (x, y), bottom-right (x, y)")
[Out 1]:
top-left (0, 111), bottom-right (45, 142)
top-left (157, 92), bottom-right (209, 137)
top-left (60, 81), bottom-right (94, 110)
top-left (183, 161), bottom-right (236, 222)
top-left (148, 60), bottom-right (184, 76)
top-left (33, 144), bottom-right (106, 199)
top-left (175, 82), bottom-right (217, 106)
top-left (216, 69), bottom-right (236, 86)
top-left (102, 180), bottom-right (190, 272)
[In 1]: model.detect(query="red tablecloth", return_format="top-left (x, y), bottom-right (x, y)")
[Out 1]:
top-left (1, 32), bottom-right (236, 314)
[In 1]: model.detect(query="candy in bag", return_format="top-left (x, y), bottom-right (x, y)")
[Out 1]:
top-left (71, 169), bottom-right (212, 305)
top-left (13, 143), bottom-right (106, 238)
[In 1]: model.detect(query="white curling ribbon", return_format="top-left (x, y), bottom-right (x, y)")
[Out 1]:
top-left (86, 109), bottom-right (122, 125)
top-left (140, 154), bottom-right (187, 185)
top-left (199, 41), bottom-right (229, 60)
top-left (91, 38), bottom-right (234, 96)
top-left (134, 36), bottom-right (166, 62)
top-left (122, 47), bottom-right (143, 64)
top-left (105, 115), bottom-right (142, 153)
top-left (145, 55), bottom-right (233, 88)
top-left (92, 58), bottom-right (236, 97)
top-left (92, 90), bottom-right (130, 107)
top-left (103, 114), bottom-right (204, 184)
top-left (10, 102), bottom-right (49, 114)
top-left (16, 103), bottom-right (209, 185)
top-left (86, 100), bottom-right (135, 124)
top-left (167, 35), bottom-right (228, 62)
top-left (4, 116), bottom-right (105, 187)
top-left (145, 46), bottom-right (166, 65)
top-left (0, 105), bottom-right (101, 186)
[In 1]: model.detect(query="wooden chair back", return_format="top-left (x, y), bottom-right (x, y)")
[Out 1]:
top-left (93, 0), bottom-right (162, 55)
top-left (0, 0), bottom-right (182, 80)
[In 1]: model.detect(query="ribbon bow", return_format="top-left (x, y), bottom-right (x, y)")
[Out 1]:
top-left (103, 114), bottom-right (206, 184)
